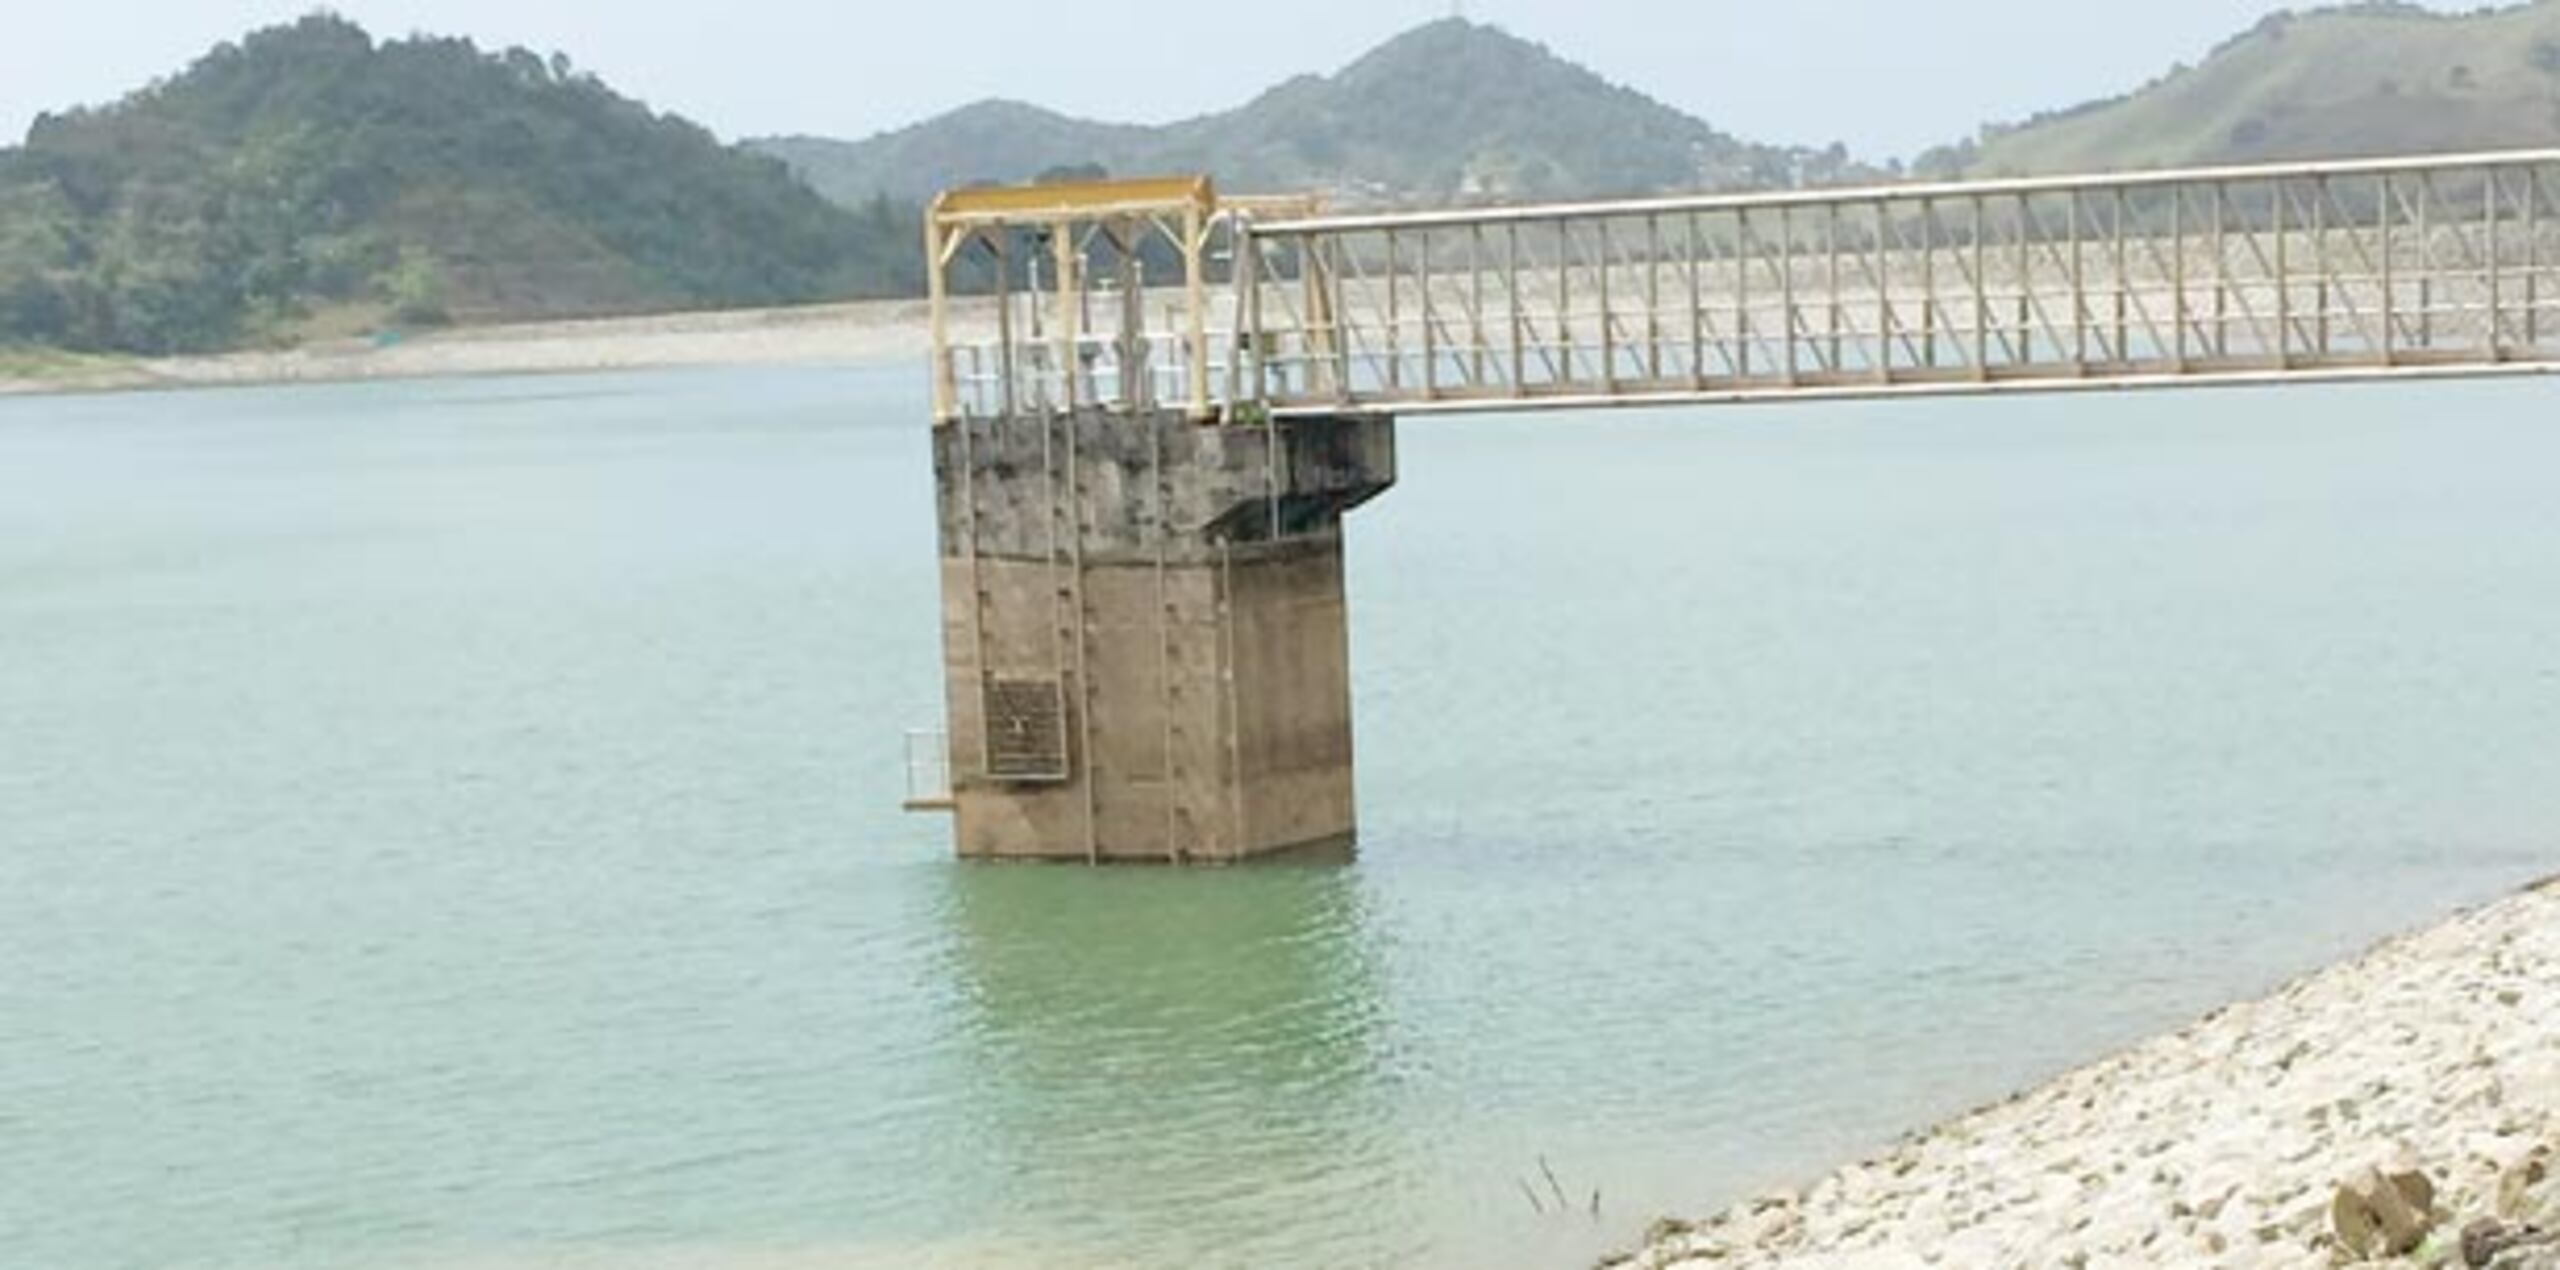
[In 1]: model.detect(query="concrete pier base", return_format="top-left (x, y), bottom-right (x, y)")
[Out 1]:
top-left (933, 408), bottom-right (1394, 862)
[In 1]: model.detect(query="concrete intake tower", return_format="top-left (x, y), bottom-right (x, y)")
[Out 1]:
top-left (909, 152), bottom-right (2560, 860)
top-left (920, 178), bottom-right (1394, 862)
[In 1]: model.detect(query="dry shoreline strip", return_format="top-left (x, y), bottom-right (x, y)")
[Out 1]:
top-left (0, 297), bottom-right (962, 396)
top-left (1611, 876), bottom-right (2560, 1270)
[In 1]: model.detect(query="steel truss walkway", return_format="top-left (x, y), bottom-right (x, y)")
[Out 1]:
top-left (926, 150), bottom-right (2560, 423)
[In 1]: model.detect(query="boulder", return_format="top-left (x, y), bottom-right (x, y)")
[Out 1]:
top-left (2332, 1166), bottom-right (2437, 1258)
top-left (2486, 1239), bottom-right (2560, 1270)
top-left (2459, 1217), bottom-right (2560, 1268)
top-left (2498, 1145), bottom-right (2555, 1224)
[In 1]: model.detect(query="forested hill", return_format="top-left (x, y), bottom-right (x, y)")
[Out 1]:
top-left (756, 19), bottom-right (1869, 209)
top-left (1935, 0), bottom-right (2560, 177)
top-left (0, 15), bottom-right (918, 355)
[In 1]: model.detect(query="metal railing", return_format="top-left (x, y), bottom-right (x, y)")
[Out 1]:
top-left (930, 151), bottom-right (2560, 422)
top-left (942, 332), bottom-right (1233, 422)
top-left (1237, 149), bottom-right (2560, 415)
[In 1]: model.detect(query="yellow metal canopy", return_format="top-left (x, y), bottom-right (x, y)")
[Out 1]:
top-left (930, 176), bottom-right (1214, 226)
top-left (924, 174), bottom-right (1333, 424)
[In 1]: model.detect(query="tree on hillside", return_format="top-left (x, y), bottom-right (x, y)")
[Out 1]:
top-left (0, 14), bottom-right (917, 354)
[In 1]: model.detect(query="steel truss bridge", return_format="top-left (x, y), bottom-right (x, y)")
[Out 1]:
top-left (925, 150), bottom-right (2560, 423)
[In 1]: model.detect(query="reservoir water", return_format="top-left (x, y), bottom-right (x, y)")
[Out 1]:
top-left (4, 366), bottom-right (2557, 1269)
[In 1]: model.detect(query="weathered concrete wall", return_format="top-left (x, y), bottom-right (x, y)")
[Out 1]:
top-left (1226, 540), bottom-right (1357, 857)
top-left (933, 408), bottom-right (1391, 863)
top-left (935, 409), bottom-right (1394, 561)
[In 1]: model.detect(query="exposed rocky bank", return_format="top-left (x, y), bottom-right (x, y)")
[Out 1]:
top-left (0, 297), bottom-right (956, 396)
top-left (1613, 878), bottom-right (2560, 1269)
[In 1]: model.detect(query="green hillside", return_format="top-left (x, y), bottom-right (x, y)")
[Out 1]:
top-left (757, 19), bottom-right (1867, 207)
top-left (0, 15), bottom-right (918, 355)
top-left (1945, 0), bottom-right (2560, 177)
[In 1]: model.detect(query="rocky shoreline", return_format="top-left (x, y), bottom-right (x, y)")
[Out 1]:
top-left (1612, 877), bottom-right (2560, 1269)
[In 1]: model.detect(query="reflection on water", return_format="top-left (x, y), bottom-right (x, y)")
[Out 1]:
top-left (933, 862), bottom-right (1419, 1267)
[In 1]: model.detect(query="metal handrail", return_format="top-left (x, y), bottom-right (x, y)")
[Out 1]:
top-left (1249, 148), bottom-right (2560, 235)
top-left (930, 150), bottom-right (2560, 422)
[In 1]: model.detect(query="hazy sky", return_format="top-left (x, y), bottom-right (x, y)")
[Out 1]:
top-left (0, 0), bottom-right (2476, 159)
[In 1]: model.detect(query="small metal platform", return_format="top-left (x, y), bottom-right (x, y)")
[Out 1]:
top-left (903, 729), bottom-right (954, 814)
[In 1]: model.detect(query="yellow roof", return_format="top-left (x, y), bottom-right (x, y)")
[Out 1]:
top-left (931, 176), bottom-right (1214, 224)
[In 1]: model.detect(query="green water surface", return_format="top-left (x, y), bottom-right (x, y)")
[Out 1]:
top-left (4, 367), bottom-right (2556, 1268)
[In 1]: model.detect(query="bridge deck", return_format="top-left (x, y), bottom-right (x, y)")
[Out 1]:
top-left (928, 150), bottom-right (2560, 422)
